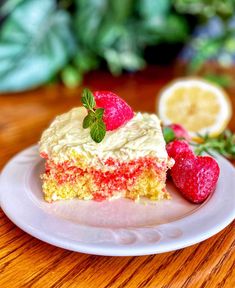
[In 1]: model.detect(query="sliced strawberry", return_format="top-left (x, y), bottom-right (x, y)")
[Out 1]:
top-left (94, 91), bottom-right (134, 131)
top-left (171, 152), bottom-right (220, 203)
top-left (166, 140), bottom-right (193, 159)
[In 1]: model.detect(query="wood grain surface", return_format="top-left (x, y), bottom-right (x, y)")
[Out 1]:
top-left (0, 66), bottom-right (234, 288)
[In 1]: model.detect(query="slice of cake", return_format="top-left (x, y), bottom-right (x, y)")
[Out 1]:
top-left (39, 90), bottom-right (173, 202)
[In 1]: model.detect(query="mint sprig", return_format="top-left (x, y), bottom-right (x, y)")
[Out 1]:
top-left (81, 89), bottom-right (106, 143)
top-left (81, 88), bottom-right (96, 110)
top-left (90, 120), bottom-right (106, 143)
top-left (192, 130), bottom-right (235, 159)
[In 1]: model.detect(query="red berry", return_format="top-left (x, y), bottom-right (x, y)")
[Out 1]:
top-left (171, 152), bottom-right (220, 203)
top-left (168, 124), bottom-right (191, 141)
top-left (94, 91), bottom-right (134, 131)
top-left (166, 140), bottom-right (193, 159)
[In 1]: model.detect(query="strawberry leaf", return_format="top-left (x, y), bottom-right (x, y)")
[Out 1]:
top-left (163, 127), bottom-right (175, 144)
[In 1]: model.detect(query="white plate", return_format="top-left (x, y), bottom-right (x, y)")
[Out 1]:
top-left (0, 145), bottom-right (235, 256)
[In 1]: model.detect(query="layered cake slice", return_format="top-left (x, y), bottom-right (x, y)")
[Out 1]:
top-left (39, 90), bottom-right (173, 202)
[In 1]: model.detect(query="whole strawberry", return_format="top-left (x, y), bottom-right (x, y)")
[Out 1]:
top-left (168, 124), bottom-right (191, 141)
top-left (171, 152), bottom-right (220, 203)
top-left (166, 140), bottom-right (193, 159)
top-left (94, 91), bottom-right (134, 131)
top-left (81, 89), bottom-right (134, 143)
top-left (163, 124), bottom-right (190, 144)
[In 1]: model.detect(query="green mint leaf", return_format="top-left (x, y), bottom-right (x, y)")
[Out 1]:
top-left (81, 88), bottom-right (96, 110)
top-left (82, 112), bottom-right (95, 129)
top-left (163, 127), bottom-right (175, 144)
top-left (95, 108), bottom-right (104, 119)
top-left (90, 120), bottom-right (106, 143)
top-left (81, 88), bottom-right (106, 143)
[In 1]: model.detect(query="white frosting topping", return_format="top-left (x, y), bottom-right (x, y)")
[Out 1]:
top-left (39, 107), bottom-right (168, 163)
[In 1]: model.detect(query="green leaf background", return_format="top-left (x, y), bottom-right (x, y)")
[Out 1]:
top-left (0, 0), bottom-right (234, 92)
top-left (0, 0), bottom-right (75, 92)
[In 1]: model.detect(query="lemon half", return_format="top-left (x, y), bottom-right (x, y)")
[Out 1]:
top-left (158, 78), bottom-right (232, 139)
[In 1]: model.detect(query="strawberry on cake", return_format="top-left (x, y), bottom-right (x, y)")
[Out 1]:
top-left (39, 89), bottom-right (173, 202)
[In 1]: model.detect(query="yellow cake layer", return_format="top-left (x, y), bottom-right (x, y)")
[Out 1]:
top-left (42, 170), bottom-right (170, 202)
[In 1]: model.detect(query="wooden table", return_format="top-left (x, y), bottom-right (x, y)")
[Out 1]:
top-left (0, 66), bottom-right (234, 288)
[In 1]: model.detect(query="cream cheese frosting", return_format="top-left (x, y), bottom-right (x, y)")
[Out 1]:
top-left (39, 107), bottom-right (168, 163)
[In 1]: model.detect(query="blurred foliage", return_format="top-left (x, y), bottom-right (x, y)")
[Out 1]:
top-left (204, 73), bottom-right (233, 87)
top-left (174, 0), bottom-right (234, 20)
top-left (182, 17), bottom-right (235, 85)
top-left (0, 0), bottom-right (235, 91)
top-left (0, 0), bottom-right (75, 91)
top-left (71, 0), bottom-right (188, 78)
top-left (175, 0), bottom-right (235, 87)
